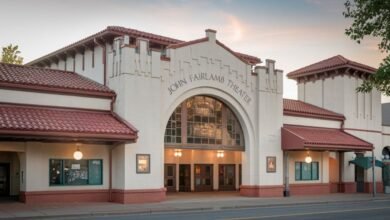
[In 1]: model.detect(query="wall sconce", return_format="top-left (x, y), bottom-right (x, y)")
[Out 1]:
top-left (174, 149), bottom-right (182, 157)
top-left (305, 151), bottom-right (312, 163)
top-left (73, 143), bottom-right (83, 160)
top-left (217, 150), bottom-right (224, 158)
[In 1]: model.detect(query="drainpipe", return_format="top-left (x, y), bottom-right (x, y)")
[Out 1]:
top-left (109, 145), bottom-right (113, 202)
top-left (110, 95), bottom-right (116, 112)
top-left (94, 38), bottom-right (107, 86)
top-left (338, 152), bottom-right (344, 192)
top-left (284, 151), bottom-right (290, 197)
top-left (372, 150), bottom-right (376, 197)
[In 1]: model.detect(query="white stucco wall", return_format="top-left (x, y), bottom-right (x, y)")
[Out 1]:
top-left (49, 45), bottom-right (105, 84)
top-left (0, 88), bottom-right (111, 110)
top-left (383, 126), bottom-right (390, 148)
top-left (24, 142), bottom-right (110, 191)
top-left (106, 31), bottom-right (283, 191)
top-left (343, 130), bottom-right (382, 182)
top-left (298, 73), bottom-right (384, 185)
top-left (288, 151), bottom-right (329, 184)
top-left (283, 115), bottom-right (341, 129)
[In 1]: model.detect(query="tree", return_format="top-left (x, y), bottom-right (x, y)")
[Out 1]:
top-left (1, 44), bottom-right (23, 64)
top-left (343, 0), bottom-right (390, 96)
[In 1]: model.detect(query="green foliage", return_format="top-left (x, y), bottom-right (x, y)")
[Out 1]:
top-left (1, 44), bottom-right (23, 64)
top-left (343, 0), bottom-right (390, 95)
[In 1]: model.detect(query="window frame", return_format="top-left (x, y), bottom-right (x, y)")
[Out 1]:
top-left (49, 158), bottom-right (103, 186)
top-left (164, 96), bottom-right (244, 150)
top-left (295, 161), bottom-right (319, 181)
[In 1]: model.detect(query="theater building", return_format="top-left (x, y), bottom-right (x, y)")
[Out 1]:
top-left (0, 26), bottom-right (389, 203)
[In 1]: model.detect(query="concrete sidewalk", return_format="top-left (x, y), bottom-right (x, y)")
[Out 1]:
top-left (0, 192), bottom-right (389, 219)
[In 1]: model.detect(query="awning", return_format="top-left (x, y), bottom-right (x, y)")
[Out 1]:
top-left (282, 125), bottom-right (373, 151)
top-left (0, 103), bottom-right (138, 143)
top-left (349, 157), bottom-right (384, 169)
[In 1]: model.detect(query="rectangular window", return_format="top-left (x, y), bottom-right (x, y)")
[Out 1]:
top-left (295, 161), bottom-right (319, 181)
top-left (49, 159), bottom-right (102, 186)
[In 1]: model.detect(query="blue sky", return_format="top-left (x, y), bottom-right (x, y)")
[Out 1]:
top-left (0, 0), bottom-right (386, 99)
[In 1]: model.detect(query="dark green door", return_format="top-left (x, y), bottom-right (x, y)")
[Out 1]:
top-left (355, 166), bottom-right (365, 193)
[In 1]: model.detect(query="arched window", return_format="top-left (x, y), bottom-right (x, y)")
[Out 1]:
top-left (164, 96), bottom-right (244, 150)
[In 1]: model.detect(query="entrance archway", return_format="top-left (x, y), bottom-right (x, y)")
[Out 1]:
top-left (162, 90), bottom-right (254, 193)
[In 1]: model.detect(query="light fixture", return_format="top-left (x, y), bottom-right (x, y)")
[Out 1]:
top-left (73, 144), bottom-right (83, 160)
top-left (217, 150), bottom-right (224, 158)
top-left (174, 149), bottom-right (182, 157)
top-left (305, 151), bottom-right (312, 163)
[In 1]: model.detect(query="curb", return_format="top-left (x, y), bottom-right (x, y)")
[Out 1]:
top-left (6, 197), bottom-right (390, 219)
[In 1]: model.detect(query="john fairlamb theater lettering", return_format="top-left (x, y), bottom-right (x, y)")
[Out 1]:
top-left (168, 72), bottom-right (252, 104)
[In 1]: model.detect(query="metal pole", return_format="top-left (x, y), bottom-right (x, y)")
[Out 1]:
top-left (372, 150), bottom-right (376, 197)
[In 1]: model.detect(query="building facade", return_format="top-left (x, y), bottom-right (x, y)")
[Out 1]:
top-left (0, 26), bottom-right (389, 203)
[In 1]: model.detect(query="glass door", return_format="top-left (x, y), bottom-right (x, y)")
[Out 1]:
top-left (219, 164), bottom-right (236, 191)
top-left (179, 164), bottom-right (191, 192)
top-left (194, 164), bottom-right (213, 191)
top-left (164, 164), bottom-right (176, 192)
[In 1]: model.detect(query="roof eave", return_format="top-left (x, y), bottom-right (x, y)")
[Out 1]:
top-left (0, 130), bottom-right (138, 144)
top-left (287, 64), bottom-right (376, 80)
top-left (283, 111), bottom-right (345, 121)
top-left (0, 82), bottom-right (115, 99)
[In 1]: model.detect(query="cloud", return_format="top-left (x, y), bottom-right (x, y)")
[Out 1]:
top-left (219, 14), bottom-right (247, 43)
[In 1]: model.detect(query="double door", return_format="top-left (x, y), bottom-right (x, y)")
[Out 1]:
top-left (219, 164), bottom-right (236, 191)
top-left (164, 164), bottom-right (191, 192)
top-left (194, 164), bottom-right (213, 192)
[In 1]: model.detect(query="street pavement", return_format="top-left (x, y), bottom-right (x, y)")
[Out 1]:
top-left (0, 192), bottom-right (389, 219)
top-left (71, 199), bottom-right (390, 220)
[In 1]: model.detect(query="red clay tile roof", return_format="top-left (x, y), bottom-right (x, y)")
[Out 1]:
top-left (282, 125), bottom-right (373, 151)
top-left (0, 103), bottom-right (137, 142)
top-left (283, 99), bottom-right (345, 121)
top-left (0, 63), bottom-right (115, 98)
top-left (287, 55), bottom-right (377, 79)
top-left (27, 26), bottom-right (260, 66)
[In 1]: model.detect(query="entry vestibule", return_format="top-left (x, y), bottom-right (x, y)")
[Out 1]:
top-left (164, 95), bottom-right (244, 192)
top-left (164, 149), bottom-right (242, 192)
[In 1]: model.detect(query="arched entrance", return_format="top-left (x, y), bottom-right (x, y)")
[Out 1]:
top-left (163, 95), bottom-right (245, 192)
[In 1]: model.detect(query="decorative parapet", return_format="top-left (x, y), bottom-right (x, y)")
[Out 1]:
top-left (255, 59), bottom-right (283, 94)
top-left (107, 35), bottom-right (163, 78)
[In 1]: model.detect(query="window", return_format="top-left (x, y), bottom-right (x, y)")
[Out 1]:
top-left (164, 105), bottom-right (182, 144)
top-left (49, 159), bottom-right (102, 186)
top-left (164, 96), bottom-right (244, 149)
top-left (295, 162), bottom-right (319, 181)
top-left (187, 96), bottom-right (223, 145)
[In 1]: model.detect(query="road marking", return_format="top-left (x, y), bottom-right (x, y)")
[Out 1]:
top-left (224, 206), bottom-right (390, 220)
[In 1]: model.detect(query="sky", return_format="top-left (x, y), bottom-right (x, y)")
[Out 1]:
top-left (0, 0), bottom-right (387, 100)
